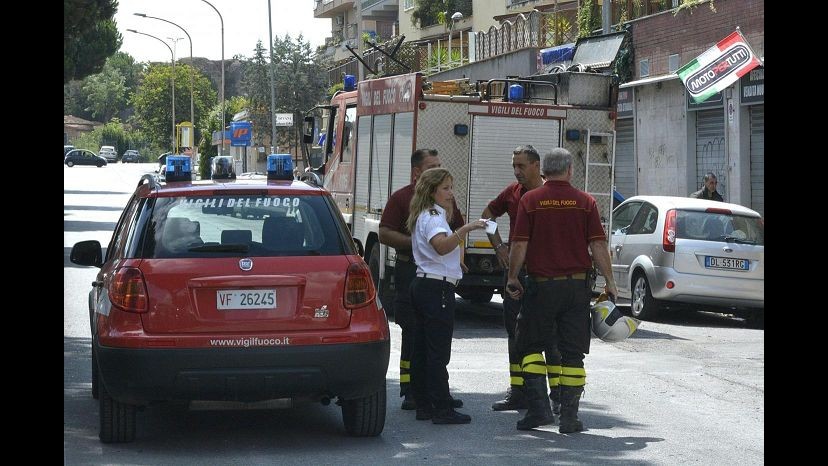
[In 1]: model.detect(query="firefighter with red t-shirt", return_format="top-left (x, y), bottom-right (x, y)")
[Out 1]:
top-left (482, 145), bottom-right (562, 414)
top-left (507, 148), bottom-right (617, 433)
top-left (379, 149), bottom-right (464, 411)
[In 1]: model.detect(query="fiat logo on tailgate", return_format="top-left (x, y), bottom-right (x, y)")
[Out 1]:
top-left (239, 258), bottom-right (253, 271)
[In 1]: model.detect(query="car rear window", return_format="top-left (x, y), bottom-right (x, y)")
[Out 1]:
top-left (138, 194), bottom-right (350, 258)
top-left (675, 210), bottom-right (764, 245)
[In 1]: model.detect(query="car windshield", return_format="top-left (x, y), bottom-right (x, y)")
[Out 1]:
top-left (675, 210), bottom-right (764, 245)
top-left (137, 194), bottom-right (349, 258)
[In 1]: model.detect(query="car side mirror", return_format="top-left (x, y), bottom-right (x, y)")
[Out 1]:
top-left (352, 238), bottom-right (365, 257)
top-left (71, 240), bottom-right (103, 267)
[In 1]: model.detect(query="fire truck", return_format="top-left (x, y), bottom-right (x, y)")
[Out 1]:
top-left (300, 70), bottom-right (618, 309)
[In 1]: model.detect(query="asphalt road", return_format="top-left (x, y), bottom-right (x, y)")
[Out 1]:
top-left (64, 163), bottom-right (764, 465)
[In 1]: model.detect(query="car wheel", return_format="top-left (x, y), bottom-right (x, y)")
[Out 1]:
top-left (368, 243), bottom-right (394, 316)
top-left (97, 163), bottom-right (104, 167)
top-left (341, 382), bottom-right (386, 437)
top-left (66, 161), bottom-right (74, 167)
top-left (746, 308), bottom-right (764, 329)
top-left (99, 383), bottom-right (136, 443)
top-left (631, 273), bottom-right (660, 320)
top-left (91, 345), bottom-right (99, 400)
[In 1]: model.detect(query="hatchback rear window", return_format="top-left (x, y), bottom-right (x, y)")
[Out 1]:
top-left (138, 194), bottom-right (349, 258)
top-left (675, 210), bottom-right (764, 245)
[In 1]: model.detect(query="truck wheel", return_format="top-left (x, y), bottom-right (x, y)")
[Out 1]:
top-left (368, 243), bottom-right (394, 316)
top-left (66, 161), bottom-right (74, 167)
top-left (99, 383), bottom-right (136, 443)
top-left (746, 308), bottom-right (764, 329)
top-left (91, 346), bottom-right (99, 400)
top-left (341, 382), bottom-right (386, 437)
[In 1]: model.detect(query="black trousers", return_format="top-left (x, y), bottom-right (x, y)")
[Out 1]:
top-left (394, 260), bottom-right (417, 397)
top-left (503, 271), bottom-right (561, 388)
top-left (515, 278), bottom-right (591, 371)
top-left (410, 276), bottom-right (456, 410)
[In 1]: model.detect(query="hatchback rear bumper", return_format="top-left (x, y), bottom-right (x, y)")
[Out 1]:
top-left (649, 266), bottom-right (764, 309)
top-left (96, 339), bottom-right (390, 405)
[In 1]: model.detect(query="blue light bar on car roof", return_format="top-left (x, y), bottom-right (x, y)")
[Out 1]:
top-left (165, 155), bottom-right (192, 182)
top-left (267, 154), bottom-right (294, 181)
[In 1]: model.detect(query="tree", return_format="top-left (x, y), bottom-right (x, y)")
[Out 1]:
top-left (107, 52), bottom-right (143, 92)
top-left (64, 0), bottom-right (122, 83)
top-left (271, 34), bottom-right (328, 153)
top-left (197, 96), bottom-right (248, 178)
top-left (131, 63), bottom-right (216, 149)
top-left (411, 0), bottom-right (471, 28)
top-left (82, 61), bottom-right (127, 122)
top-left (242, 41), bottom-right (273, 149)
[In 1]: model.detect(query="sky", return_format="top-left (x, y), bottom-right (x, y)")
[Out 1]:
top-left (114, 0), bottom-right (332, 63)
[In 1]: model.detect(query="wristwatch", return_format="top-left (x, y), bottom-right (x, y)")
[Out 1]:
top-left (495, 243), bottom-right (508, 251)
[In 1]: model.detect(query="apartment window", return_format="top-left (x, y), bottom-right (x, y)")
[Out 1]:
top-left (639, 58), bottom-right (650, 78)
top-left (668, 54), bottom-right (680, 73)
top-left (403, 0), bottom-right (414, 10)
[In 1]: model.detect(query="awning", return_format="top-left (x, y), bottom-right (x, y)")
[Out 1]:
top-left (619, 73), bottom-right (679, 89)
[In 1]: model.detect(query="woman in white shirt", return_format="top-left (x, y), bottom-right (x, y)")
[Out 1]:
top-left (406, 167), bottom-right (486, 425)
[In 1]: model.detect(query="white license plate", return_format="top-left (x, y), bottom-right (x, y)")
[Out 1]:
top-left (704, 256), bottom-right (749, 271)
top-left (216, 289), bottom-right (277, 310)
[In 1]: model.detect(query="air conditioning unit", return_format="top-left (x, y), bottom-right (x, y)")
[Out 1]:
top-left (335, 15), bottom-right (344, 26)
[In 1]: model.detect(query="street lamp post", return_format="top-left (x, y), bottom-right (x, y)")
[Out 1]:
top-left (127, 29), bottom-right (175, 151)
top-left (134, 13), bottom-right (194, 128)
top-left (200, 0), bottom-right (225, 156)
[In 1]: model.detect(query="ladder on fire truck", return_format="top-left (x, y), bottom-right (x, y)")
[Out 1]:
top-left (584, 129), bottom-right (617, 237)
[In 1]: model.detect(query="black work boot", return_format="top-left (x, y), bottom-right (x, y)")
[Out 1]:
top-left (492, 386), bottom-right (528, 411)
top-left (516, 377), bottom-right (555, 430)
top-left (558, 386), bottom-right (585, 434)
top-left (432, 408), bottom-right (471, 424)
top-left (549, 385), bottom-right (562, 416)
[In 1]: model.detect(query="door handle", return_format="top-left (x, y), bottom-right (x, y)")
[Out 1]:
top-left (615, 245), bottom-right (623, 252)
top-left (91, 280), bottom-right (104, 287)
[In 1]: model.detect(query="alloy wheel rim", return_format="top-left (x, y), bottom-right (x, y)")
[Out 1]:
top-left (632, 277), bottom-right (646, 315)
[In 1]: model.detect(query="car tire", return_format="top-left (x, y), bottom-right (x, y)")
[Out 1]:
top-left (746, 308), bottom-right (764, 329)
top-left (341, 382), bottom-right (386, 437)
top-left (66, 161), bottom-right (74, 167)
top-left (99, 383), bottom-right (136, 443)
top-left (368, 243), bottom-right (394, 317)
top-left (631, 273), bottom-right (660, 320)
top-left (91, 345), bottom-right (99, 400)
top-left (97, 163), bottom-right (104, 167)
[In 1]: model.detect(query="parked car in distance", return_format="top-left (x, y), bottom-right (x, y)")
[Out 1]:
top-left (606, 195), bottom-right (764, 327)
top-left (65, 149), bottom-right (107, 167)
top-left (99, 145), bottom-right (117, 162)
top-left (64, 145), bottom-right (75, 156)
top-left (69, 167), bottom-right (390, 443)
top-left (121, 150), bottom-right (140, 163)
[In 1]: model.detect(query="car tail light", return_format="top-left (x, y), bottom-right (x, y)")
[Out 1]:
top-left (109, 267), bottom-right (148, 313)
top-left (344, 262), bottom-right (376, 309)
top-left (705, 207), bottom-right (732, 215)
top-left (663, 209), bottom-right (676, 252)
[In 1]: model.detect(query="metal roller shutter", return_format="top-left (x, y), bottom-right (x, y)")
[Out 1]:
top-left (695, 109), bottom-right (727, 197)
top-left (614, 118), bottom-right (635, 199)
top-left (749, 105), bottom-right (764, 216)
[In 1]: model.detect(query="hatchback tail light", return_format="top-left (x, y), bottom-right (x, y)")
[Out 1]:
top-left (344, 262), bottom-right (376, 309)
top-left (663, 209), bottom-right (676, 252)
top-left (109, 267), bottom-right (148, 313)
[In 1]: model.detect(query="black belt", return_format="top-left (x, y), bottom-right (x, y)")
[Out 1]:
top-left (396, 253), bottom-right (415, 264)
top-left (530, 272), bottom-right (587, 281)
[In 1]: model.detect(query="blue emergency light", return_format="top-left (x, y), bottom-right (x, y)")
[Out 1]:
top-left (344, 74), bottom-right (356, 92)
top-left (508, 84), bottom-right (525, 102)
top-left (267, 154), bottom-right (294, 180)
top-left (165, 155), bottom-right (192, 182)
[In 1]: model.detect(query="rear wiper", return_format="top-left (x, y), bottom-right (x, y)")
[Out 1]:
top-left (188, 244), bottom-right (250, 252)
top-left (722, 235), bottom-right (757, 245)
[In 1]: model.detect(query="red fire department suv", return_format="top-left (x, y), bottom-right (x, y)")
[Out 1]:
top-left (70, 158), bottom-right (390, 443)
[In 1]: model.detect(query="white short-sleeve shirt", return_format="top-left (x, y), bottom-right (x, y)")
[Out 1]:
top-left (412, 204), bottom-right (462, 281)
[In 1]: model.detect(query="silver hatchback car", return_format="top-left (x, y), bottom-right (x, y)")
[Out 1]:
top-left (607, 196), bottom-right (764, 327)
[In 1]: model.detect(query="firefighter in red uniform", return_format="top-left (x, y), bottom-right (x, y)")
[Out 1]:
top-left (379, 149), bottom-right (464, 411)
top-left (507, 148), bottom-right (617, 433)
top-left (482, 145), bottom-right (562, 414)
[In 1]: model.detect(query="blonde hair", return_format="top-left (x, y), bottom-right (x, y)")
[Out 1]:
top-left (407, 167), bottom-right (454, 233)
